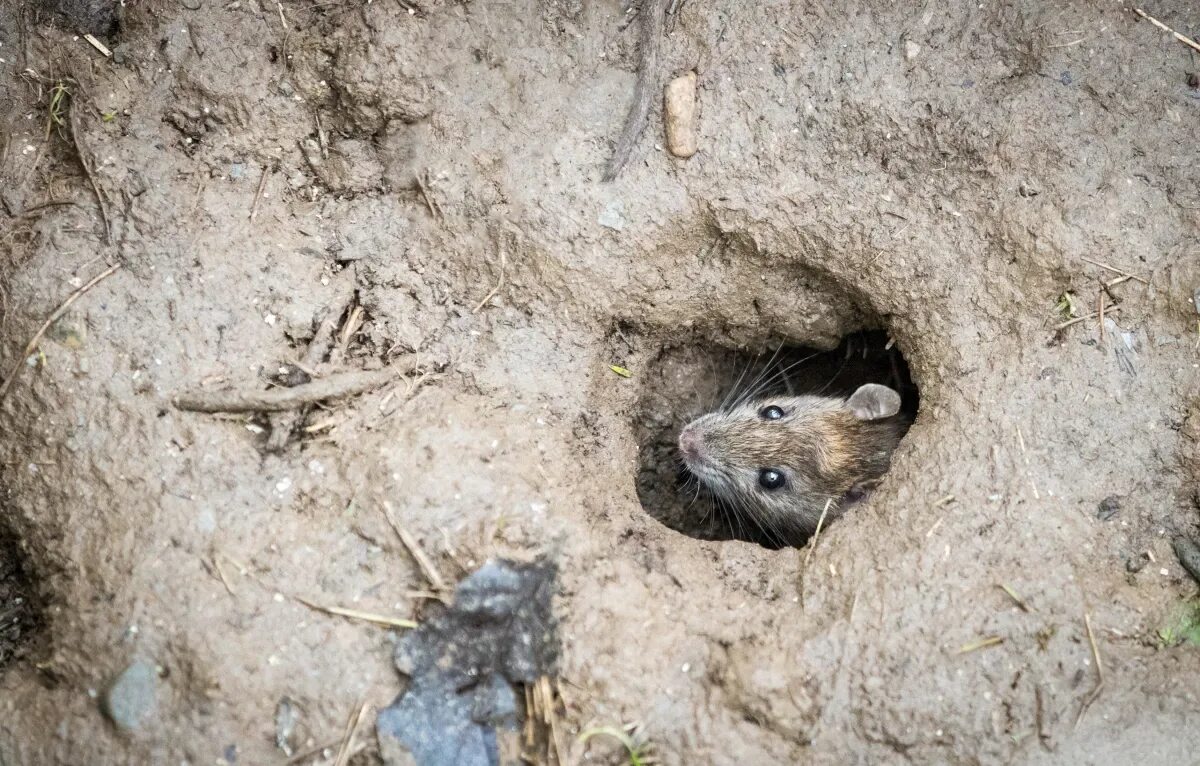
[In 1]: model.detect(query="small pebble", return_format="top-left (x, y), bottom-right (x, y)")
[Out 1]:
top-left (663, 71), bottom-right (698, 159)
top-left (101, 661), bottom-right (159, 732)
top-left (904, 40), bottom-right (921, 60)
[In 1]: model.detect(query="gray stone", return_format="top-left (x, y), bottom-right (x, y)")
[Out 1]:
top-left (101, 660), bottom-right (158, 732)
top-left (377, 559), bottom-right (557, 766)
top-left (598, 201), bottom-right (626, 231)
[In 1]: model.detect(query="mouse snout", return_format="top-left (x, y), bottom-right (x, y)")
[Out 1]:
top-left (678, 425), bottom-right (706, 459)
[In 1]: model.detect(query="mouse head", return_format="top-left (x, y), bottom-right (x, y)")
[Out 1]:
top-left (677, 384), bottom-right (902, 540)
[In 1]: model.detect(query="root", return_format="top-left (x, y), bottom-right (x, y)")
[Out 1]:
top-left (603, 0), bottom-right (668, 181)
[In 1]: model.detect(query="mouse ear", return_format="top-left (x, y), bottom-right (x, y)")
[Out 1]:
top-left (846, 384), bottom-right (901, 421)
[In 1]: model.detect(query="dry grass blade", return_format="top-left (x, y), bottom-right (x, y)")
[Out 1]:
top-left (957, 636), bottom-right (1004, 653)
top-left (333, 700), bottom-right (370, 766)
top-left (472, 248), bottom-right (508, 313)
top-left (1079, 256), bottom-right (1149, 285)
top-left (997, 584), bottom-right (1030, 612)
top-left (285, 740), bottom-right (338, 764)
top-left (249, 165), bottom-right (270, 221)
top-left (1074, 612), bottom-right (1105, 729)
top-left (0, 262), bottom-right (121, 403)
top-left (1054, 304), bottom-right (1121, 331)
top-left (295, 598), bottom-right (417, 629)
top-left (382, 502), bottom-right (448, 594)
top-left (803, 497), bottom-right (834, 568)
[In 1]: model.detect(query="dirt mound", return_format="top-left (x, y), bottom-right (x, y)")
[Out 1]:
top-left (2, 0), bottom-right (1199, 763)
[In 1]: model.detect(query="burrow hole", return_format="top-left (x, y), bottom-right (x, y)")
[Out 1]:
top-left (635, 330), bottom-right (919, 548)
top-left (0, 522), bottom-right (42, 672)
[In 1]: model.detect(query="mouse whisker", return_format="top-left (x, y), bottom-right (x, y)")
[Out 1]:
top-left (729, 350), bottom-right (822, 410)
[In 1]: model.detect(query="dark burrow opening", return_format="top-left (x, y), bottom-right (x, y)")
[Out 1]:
top-left (635, 330), bottom-right (919, 548)
top-left (0, 525), bottom-right (41, 671)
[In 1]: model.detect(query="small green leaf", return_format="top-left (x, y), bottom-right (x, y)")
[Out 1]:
top-left (1054, 291), bottom-right (1078, 320)
top-left (609, 365), bottom-right (632, 378)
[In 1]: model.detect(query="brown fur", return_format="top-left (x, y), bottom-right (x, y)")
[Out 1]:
top-left (678, 391), bottom-right (908, 547)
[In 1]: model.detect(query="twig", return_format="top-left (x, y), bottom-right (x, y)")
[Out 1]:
top-left (603, 0), bottom-right (668, 181)
top-left (1035, 685), bottom-right (1051, 751)
top-left (337, 305), bottom-right (363, 357)
top-left (333, 700), bottom-right (370, 766)
top-left (382, 502), bottom-right (449, 594)
top-left (1133, 8), bottom-right (1200, 54)
top-left (249, 165), bottom-right (269, 221)
top-left (1074, 613), bottom-right (1105, 728)
top-left (82, 34), bottom-right (112, 57)
top-left (472, 248), bottom-right (508, 313)
top-left (415, 169), bottom-right (441, 219)
top-left (68, 99), bottom-right (112, 244)
top-left (1097, 290), bottom-right (1106, 345)
top-left (1079, 256), bottom-right (1149, 285)
top-left (17, 199), bottom-right (77, 218)
top-left (266, 286), bottom-right (355, 451)
top-left (1054, 304), bottom-right (1121, 331)
top-left (173, 355), bottom-right (433, 412)
top-left (0, 263), bottom-right (122, 402)
top-left (380, 371), bottom-right (436, 419)
top-left (295, 599), bottom-right (418, 629)
top-left (803, 497), bottom-right (834, 568)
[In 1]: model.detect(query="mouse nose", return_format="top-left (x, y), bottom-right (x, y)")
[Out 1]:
top-left (678, 426), bottom-right (705, 459)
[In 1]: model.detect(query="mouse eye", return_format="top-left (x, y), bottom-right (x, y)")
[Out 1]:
top-left (759, 405), bottom-right (785, 421)
top-left (758, 468), bottom-right (786, 490)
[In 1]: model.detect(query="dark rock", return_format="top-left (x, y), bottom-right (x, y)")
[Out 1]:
top-left (1126, 553), bottom-right (1148, 574)
top-left (1174, 537), bottom-right (1200, 585)
top-left (101, 660), bottom-right (158, 731)
top-left (1096, 496), bottom-right (1121, 521)
top-left (376, 559), bottom-right (558, 766)
top-left (45, 0), bottom-right (119, 38)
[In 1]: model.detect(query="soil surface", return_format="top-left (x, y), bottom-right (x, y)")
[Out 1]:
top-left (2, 0), bottom-right (1200, 763)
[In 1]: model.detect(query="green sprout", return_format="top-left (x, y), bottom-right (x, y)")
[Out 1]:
top-left (1157, 601), bottom-right (1200, 648)
top-left (579, 723), bottom-right (654, 766)
top-left (1054, 291), bottom-right (1078, 320)
top-left (45, 81), bottom-right (70, 141)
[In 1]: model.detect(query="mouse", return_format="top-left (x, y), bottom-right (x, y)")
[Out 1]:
top-left (677, 383), bottom-right (908, 547)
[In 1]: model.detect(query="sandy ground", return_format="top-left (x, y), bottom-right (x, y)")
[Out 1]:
top-left (2, 0), bottom-right (1200, 763)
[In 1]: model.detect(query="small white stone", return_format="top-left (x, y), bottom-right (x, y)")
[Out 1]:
top-left (904, 40), bottom-right (921, 60)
